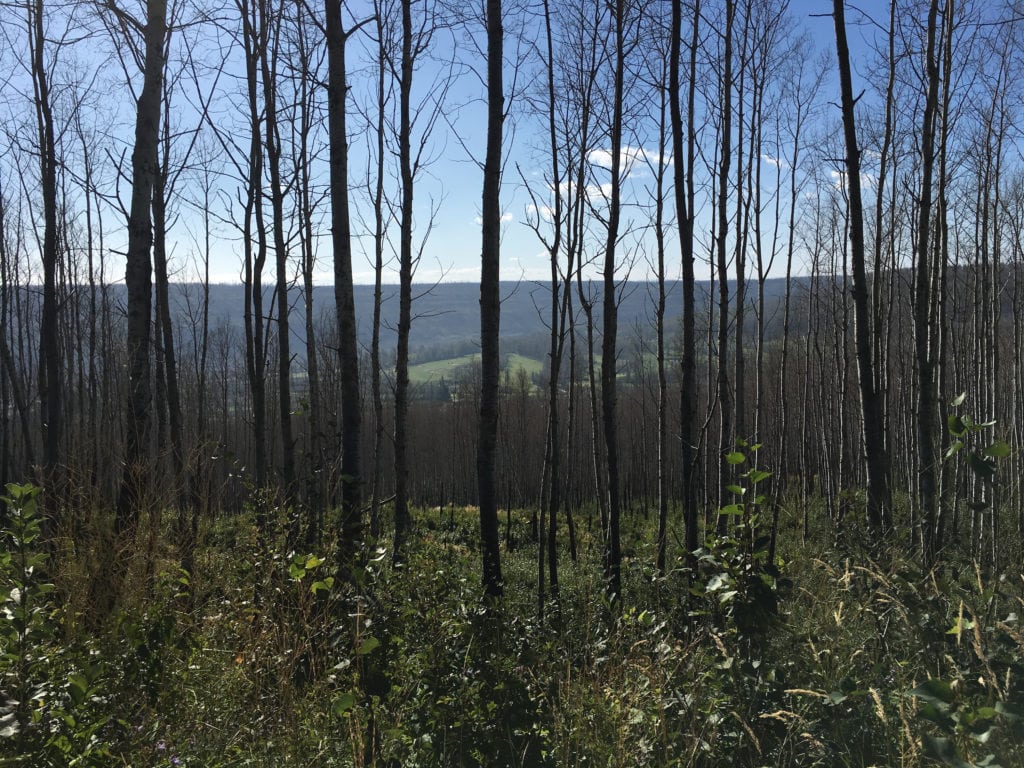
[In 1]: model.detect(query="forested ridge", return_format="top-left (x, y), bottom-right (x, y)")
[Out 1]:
top-left (2, 0), bottom-right (1024, 765)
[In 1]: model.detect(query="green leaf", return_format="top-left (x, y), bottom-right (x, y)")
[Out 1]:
top-left (910, 678), bottom-right (954, 705)
top-left (332, 692), bottom-right (357, 716)
top-left (950, 392), bottom-right (967, 407)
top-left (719, 504), bottom-right (744, 516)
top-left (948, 414), bottom-right (967, 437)
top-left (746, 469), bottom-right (772, 484)
top-left (304, 554), bottom-right (324, 569)
top-left (310, 577), bottom-right (335, 595)
top-left (725, 484), bottom-right (746, 496)
top-left (984, 441), bottom-right (1011, 459)
top-left (725, 451), bottom-right (746, 465)
top-left (919, 701), bottom-right (956, 729)
top-left (5, 483), bottom-right (40, 502)
top-left (356, 636), bottom-right (380, 656)
top-left (946, 616), bottom-right (975, 634)
top-left (967, 705), bottom-right (999, 721)
top-left (68, 674), bottom-right (88, 706)
top-left (288, 563), bottom-right (306, 580)
top-left (944, 440), bottom-right (964, 460)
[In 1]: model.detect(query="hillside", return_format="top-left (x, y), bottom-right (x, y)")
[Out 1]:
top-left (176, 278), bottom-right (798, 364)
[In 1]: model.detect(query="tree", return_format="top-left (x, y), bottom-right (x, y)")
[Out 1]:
top-left (114, 0), bottom-right (168, 537)
top-left (391, 0), bottom-right (417, 561)
top-left (670, 0), bottom-right (701, 560)
top-left (0, 170), bottom-right (36, 478)
top-left (913, 0), bottom-right (943, 562)
top-left (832, 0), bottom-right (893, 538)
top-left (257, 0), bottom-right (297, 498)
top-left (324, 0), bottom-right (367, 565)
top-left (636, 7), bottom-right (670, 573)
top-left (523, 0), bottom-right (574, 615)
top-left (27, 0), bottom-right (61, 498)
top-left (366, 0), bottom-right (393, 539)
top-left (391, 0), bottom-right (449, 561)
top-left (477, 0), bottom-right (504, 600)
top-left (232, 0), bottom-right (271, 496)
top-left (599, 0), bottom-right (632, 604)
top-left (287, 0), bottom-right (325, 537)
top-left (714, 0), bottom-right (735, 523)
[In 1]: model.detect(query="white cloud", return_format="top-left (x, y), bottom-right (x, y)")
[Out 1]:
top-left (526, 203), bottom-right (555, 222)
top-left (587, 149), bottom-right (615, 170)
top-left (830, 168), bottom-right (876, 191)
top-left (551, 179), bottom-right (613, 204)
top-left (587, 146), bottom-right (668, 177)
top-left (761, 154), bottom-right (787, 169)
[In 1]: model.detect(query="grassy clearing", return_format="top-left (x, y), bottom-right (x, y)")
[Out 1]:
top-left (409, 353), bottom-right (481, 383)
top-left (408, 353), bottom-right (543, 384)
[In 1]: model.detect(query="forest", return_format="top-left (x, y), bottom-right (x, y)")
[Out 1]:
top-left (2, 0), bottom-right (1024, 765)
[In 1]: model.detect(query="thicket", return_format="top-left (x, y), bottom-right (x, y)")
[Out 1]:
top-left (2, 477), bottom-right (1021, 767)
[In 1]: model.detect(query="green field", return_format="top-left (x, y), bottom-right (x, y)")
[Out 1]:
top-left (408, 352), bottom-right (543, 384)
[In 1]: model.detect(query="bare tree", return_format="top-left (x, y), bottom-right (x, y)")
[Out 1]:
top-left (598, 0), bottom-right (637, 604)
top-left (714, 0), bottom-right (735, 523)
top-left (113, 0), bottom-right (168, 537)
top-left (477, 0), bottom-right (504, 601)
top-left (913, 0), bottom-right (943, 562)
top-left (671, 0), bottom-right (701, 560)
top-left (832, 0), bottom-right (893, 538)
top-left (391, 0), bottom-right (449, 561)
top-left (26, 0), bottom-right (62, 498)
top-left (324, 0), bottom-right (368, 563)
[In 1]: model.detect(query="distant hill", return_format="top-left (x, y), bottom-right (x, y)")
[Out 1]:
top-left (174, 278), bottom-right (800, 365)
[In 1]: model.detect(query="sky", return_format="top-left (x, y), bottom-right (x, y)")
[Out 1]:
top-left (313, 0), bottom-right (894, 287)
top-left (0, 0), bottom-right (899, 288)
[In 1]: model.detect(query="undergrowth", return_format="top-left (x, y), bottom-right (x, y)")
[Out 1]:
top-left (0, 482), bottom-right (1022, 767)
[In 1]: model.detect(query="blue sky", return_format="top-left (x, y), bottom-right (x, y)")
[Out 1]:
top-left (0, 0), bottom-right (904, 287)
top-left (317, 0), bottom-right (896, 287)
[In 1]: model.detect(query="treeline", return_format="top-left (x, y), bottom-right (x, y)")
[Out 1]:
top-left (2, 0), bottom-right (1024, 601)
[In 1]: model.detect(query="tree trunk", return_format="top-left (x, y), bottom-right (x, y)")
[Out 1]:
top-left (478, 0), bottom-right (504, 600)
top-left (392, 0), bottom-right (415, 562)
top-left (258, 0), bottom-right (296, 497)
top-left (832, 0), bottom-right (893, 538)
top-left (115, 0), bottom-right (167, 536)
top-left (600, 0), bottom-right (626, 604)
top-left (29, 0), bottom-right (62, 496)
top-left (325, 0), bottom-right (364, 565)
top-left (671, 0), bottom-right (700, 562)
top-left (714, 0), bottom-right (735, 525)
top-left (913, 0), bottom-right (943, 563)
